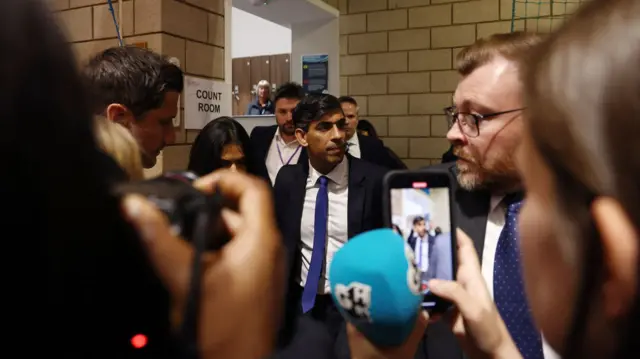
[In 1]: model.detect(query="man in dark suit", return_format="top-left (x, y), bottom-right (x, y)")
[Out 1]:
top-left (407, 215), bottom-right (435, 280)
top-left (417, 32), bottom-right (557, 359)
top-left (325, 96), bottom-right (406, 170)
top-left (272, 93), bottom-right (386, 359)
top-left (249, 82), bottom-right (306, 185)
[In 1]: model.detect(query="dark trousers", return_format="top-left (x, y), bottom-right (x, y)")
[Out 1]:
top-left (270, 285), bottom-right (350, 359)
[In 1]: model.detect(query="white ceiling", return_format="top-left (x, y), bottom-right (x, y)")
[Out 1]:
top-left (232, 0), bottom-right (339, 28)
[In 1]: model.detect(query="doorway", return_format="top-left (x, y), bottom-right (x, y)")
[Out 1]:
top-left (231, 53), bottom-right (290, 116)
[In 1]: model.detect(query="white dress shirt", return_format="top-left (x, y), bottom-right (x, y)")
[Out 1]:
top-left (266, 130), bottom-right (302, 184)
top-left (346, 133), bottom-right (361, 158)
top-left (298, 158), bottom-right (349, 294)
top-left (481, 195), bottom-right (560, 359)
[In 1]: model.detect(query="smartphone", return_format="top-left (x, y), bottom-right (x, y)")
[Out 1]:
top-left (382, 169), bottom-right (457, 314)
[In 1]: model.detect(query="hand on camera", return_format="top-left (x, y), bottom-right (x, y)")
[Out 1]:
top-left (122, 170), bottom-right (286, 359)
top-left (428, 229), bottom-right (522, 359)
top-left (347, 311), bottom-right (429, 359)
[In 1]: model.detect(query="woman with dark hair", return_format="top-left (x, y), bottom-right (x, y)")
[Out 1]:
top-left (188, 116), bottom-right (253, 175)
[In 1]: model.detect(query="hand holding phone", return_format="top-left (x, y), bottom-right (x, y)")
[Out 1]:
top-left (383, 169), bottom-right (457, 314)
top-left (428, 229), bottom-right (523, 359)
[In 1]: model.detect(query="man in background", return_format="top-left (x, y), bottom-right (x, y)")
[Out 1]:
top-left (250, 82), bottom-right (306, 185)
top-left (336, 96), bottom-right (406, 170)
top-left (82, 46), bottom-right (183, 169)
top-left (246, 79), bottom-right (274, 115)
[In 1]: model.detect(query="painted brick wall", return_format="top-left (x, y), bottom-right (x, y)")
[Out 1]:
top-left (338, 0), bottom-right (583, 168)
top-left (49, 0), bottom-right (225, 175)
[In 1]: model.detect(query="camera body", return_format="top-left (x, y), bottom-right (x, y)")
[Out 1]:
top-left (114, 171), bottom-right (230, 250)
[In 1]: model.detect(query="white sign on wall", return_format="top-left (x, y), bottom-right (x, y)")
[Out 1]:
top-left (184, 76), bottom-right (232, 130)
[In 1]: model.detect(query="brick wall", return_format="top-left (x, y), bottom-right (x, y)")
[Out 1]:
top-left (49, 0), bottom-right (225, 174)
top-left (338, 0), bottom-right (583, 168)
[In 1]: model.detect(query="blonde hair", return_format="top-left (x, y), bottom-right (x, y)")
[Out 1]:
top-left (94, 116), bottom-right (144, 181)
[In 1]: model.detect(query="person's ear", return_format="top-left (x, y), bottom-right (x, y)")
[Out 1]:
top-left (591, 197), bottom-right (639, 319)
top-left (295, 128), bottom-right (308, 147)
top-left (106, 103), bottom-right (133, 128)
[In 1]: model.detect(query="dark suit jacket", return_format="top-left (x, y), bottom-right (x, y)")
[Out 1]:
top-left (424, 232), bottom-right (453, 282)
top-left (272, 155), bottom-right (387, 346)
top-left (248, 124), bottom-right (280, 184)
top-left (417, 162), bottom-right (491, 359)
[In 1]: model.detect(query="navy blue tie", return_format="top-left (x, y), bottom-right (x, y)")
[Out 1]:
top-left (301, 175), bottom-right (329, 313)
top-left (494, 198), bottom-right (543, 359)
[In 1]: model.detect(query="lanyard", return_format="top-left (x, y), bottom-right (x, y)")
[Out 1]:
top-left (276, 142), bottom-right (301, 166)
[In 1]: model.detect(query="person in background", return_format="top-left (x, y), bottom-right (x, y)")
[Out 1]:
top-left (356, 119), bottom-right (378, 138)
top-left (246, 79), bottom-right (274, 115)
top-left (422, 31), bottom-right (550, 359)
top-left (356, 118), bottom-right (407, 170)
top-left (188, 116), bottom-right (253, 176)
top-left (330, 96), bottom-right (405, 170)
top-left (250, 82), bottom-right (306, 185)
top-left (82, 46), bottom-right (183, 169)
top-left (272, 93), bottom-right (386, 359)
top-left (94, 116), bottom-right (145, 181)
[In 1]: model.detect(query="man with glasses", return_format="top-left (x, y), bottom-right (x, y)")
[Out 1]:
top-left (417, 32), bottom-right (559, 359)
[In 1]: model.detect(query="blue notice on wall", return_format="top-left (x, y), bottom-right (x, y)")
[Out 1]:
top-left (302, 54), bottom-right (329, 94)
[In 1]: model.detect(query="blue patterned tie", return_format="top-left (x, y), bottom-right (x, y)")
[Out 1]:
top-left (301, 175), bottom-right (329, 313)
top-left (494, 197), bottom-right (543, 359)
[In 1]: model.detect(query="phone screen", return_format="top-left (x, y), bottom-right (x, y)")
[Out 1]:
top-left (386, 172), bottom-right (455, 312)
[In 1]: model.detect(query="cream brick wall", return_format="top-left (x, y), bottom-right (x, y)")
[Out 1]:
top-left (339, 0), bottom-right (583, 168)
top-left (50, 0), bottom-right (226, 174)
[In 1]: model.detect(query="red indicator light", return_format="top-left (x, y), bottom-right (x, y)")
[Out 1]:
top-left (131, 334), bottom-right (148, 349)
top-left (412, 181), bottom-right (427, 189)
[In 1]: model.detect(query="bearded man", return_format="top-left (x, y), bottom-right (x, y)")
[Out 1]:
top-left (416, 32), bottom-right (560, 359)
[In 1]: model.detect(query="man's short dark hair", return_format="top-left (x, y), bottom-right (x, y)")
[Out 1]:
top-left (273, 82), bottom-right (305, 105)
top-left (292, 93), bottom-right (343, 131)
top-left (82, 46), bottom-right (184, 118)
top-left (413, 216), bottom-right (425, 225)
top-left (338, 96), bottom-right (358, 107)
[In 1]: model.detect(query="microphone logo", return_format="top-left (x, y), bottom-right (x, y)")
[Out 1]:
top-left (334, 282), bottom-right (372, 322)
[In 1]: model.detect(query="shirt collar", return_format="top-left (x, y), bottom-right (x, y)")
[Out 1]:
top-left (489, 194), bottom-right (505, 213)
top-left (274, 130), bottom-right (299, 147)
top-left (347, 133), bottom-right (360, 147)
top-left (308, 157), bottom-right (349, 187)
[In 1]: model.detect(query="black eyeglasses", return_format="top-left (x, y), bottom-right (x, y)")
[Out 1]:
top-left (444, 106), bottom-right (525, 138)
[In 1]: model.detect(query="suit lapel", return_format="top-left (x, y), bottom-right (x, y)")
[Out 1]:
top-left (356, 133), bottom-right (370, 161)
top-left (347, 156), bottom-right (366, 239)
top-left (288, 163), bottom-right (308, 247)
top-left (261, 126), bottom-right (277, 161)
